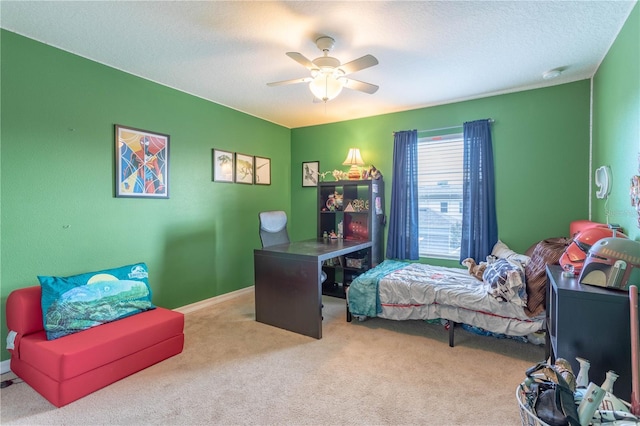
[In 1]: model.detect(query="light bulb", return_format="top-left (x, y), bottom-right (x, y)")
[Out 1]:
top-left (309, 72), bottom-right (343, 102)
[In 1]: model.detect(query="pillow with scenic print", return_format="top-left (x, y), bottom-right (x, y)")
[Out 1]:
top-left (38, 263), bottom-right (155, 340)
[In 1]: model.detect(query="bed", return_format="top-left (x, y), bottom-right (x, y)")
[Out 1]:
top-left (346, 238), bottom-right (570, 346)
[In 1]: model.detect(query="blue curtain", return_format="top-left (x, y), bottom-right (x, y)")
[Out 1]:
top-left (460, 119), bottom-right (498, 262)
top-left (386, 130), bottom-right (419, 260)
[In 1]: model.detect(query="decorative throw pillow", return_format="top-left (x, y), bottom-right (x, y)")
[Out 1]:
top-left (483, 258), bottom-right (527, 306)
top-left (38, 263), bottom-right (155, 340)
top-left (524, 238), bottom-right (571, 317)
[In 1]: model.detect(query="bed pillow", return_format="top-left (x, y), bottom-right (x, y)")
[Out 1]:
top-left (483, 258), bottom-right (527, 306)
top-left (491, 240), bottom-right (531, 266)
top-left (38, 263), bottom-right (155, 340)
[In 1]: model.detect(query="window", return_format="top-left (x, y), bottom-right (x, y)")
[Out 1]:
top-left (417, 133), bottom-right (463, 259)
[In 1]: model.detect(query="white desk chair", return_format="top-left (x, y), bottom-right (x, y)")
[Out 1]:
top-left (258, 210), bottom-right (327, 283)
top-left (258, 210), bottom-right (290, 248)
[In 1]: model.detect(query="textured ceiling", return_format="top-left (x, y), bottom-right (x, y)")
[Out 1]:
top-left (1, 1), bottom-right (636, 128)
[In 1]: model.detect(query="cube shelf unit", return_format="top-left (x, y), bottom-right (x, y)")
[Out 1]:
top-left (317, 179), bottom-right (385, 298)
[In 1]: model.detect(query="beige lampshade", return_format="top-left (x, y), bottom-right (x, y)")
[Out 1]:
top-left (342, 148), bottom-right (365, 166)
top-left (342, 148), bottom-right (365, 179)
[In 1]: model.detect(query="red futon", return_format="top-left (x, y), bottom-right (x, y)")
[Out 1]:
top-left (5, 286), bottom-right (184, 407)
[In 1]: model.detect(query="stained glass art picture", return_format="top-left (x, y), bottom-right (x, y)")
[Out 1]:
top-left (116, 125), bottom-right (170, 198)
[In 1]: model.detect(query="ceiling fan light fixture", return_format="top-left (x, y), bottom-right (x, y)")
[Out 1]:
top-left (268, 35), bottom-right (378, 101)
top-left (309, 73), bottom-right (344, 102)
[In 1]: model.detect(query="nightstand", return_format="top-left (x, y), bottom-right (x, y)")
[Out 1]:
top-left (546, 264), bottom-right (636, 401)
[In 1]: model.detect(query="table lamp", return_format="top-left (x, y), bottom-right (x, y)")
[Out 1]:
top-left (343, 148), bottom-right (365, 180)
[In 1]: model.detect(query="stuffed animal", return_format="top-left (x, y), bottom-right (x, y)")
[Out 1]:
top-left (368, 165), bottom-right (383, 180)
top-left (462, 258), bottom-right (487, 281)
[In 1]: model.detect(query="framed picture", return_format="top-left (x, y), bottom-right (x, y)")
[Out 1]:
top-left (254, 156), bottom-right (271, 185)
top-left (115, 124), bottom-right (170, 198)
top-left (235, 153), bottom-right (254, 184)
top-left (302, 161), bottom-right (319, 187)
top-left (212, 149), bottom-right (234, 183)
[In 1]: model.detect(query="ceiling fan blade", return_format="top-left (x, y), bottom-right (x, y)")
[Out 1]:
top-left (267, 77), bottom-right (312, 87)
top-left (342, 78), bottom-right (379, 94)
top-left (286, 52), bottom-right (315, 70)
top-left (338, 54), bottom-right (378, 74)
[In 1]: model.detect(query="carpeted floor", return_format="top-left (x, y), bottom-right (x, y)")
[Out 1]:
top-left (0, 288), bottom-right (544, 425)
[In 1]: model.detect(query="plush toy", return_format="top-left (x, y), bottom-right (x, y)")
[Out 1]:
top-left (462, 258), bottom-right (487, 281)
top-left (367, 165), bottom-right (383, 180)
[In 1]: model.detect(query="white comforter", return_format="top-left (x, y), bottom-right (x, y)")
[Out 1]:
top-left (349, 261), bottom-right (544, 337)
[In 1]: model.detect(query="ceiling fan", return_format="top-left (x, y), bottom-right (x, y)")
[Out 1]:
top-left (267, 36), bottom-right (379, 102)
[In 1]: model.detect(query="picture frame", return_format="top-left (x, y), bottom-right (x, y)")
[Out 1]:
top-left (254, 156), bottom-right (271, 185)
top-left (302, 161), bottom-right (319, 187)
top-left (115, 124), bottom-right (170, 198)
top-left (235, 153), bottom-right (254, 184)
top-left (212, 148), bottom-right (234, 183)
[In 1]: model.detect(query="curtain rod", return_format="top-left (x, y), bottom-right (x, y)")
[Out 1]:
top-left (393, 119), bottom-right (494, 135)
top-left (417, 118), bottom-right (495, 133)
top-left (418, 124), bottom-right (462, 133)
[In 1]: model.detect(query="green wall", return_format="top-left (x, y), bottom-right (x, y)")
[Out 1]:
top-left (1, 30), bottom-right (290, 359)
top-left (2, 5), bottom-right (637, 364)
top-left (291, 81), bottom-right (592, 265)
top-left (592, 3), bottom-right (639, 241)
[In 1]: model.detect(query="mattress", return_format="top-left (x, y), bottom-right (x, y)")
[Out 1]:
top-left (348, 260), bottom-right (544, 337)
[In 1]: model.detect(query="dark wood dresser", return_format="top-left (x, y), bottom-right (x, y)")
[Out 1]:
top-left (546, 264), bottom-right (637, 401)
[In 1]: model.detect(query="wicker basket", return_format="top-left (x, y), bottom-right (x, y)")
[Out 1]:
top-left (516, 382), bottom-right (551, 426)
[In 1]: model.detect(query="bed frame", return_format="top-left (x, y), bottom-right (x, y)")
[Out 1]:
top-left (348, 307), bottom-right (489, 348)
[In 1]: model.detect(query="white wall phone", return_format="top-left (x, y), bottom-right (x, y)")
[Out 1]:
top-left (595, 165), bottom-right (611, 199)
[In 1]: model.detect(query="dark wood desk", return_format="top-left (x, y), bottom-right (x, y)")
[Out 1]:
top-left (254, 238), bottom-right (372, 339)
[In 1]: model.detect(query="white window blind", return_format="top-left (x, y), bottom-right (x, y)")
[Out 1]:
top-left (417, 133), bottom-right (464, 259)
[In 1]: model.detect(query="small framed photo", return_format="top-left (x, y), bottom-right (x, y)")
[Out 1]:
top-left (254, 156), bottom-right (271, 185)
top-left (212, 149), bottom-right (234, 183)
top-left (235, 153), bottom-right (254, 184)
top-left (302, 161), bottom-right (319, 187)
top-left (115, 124), bottom-right (170, 198)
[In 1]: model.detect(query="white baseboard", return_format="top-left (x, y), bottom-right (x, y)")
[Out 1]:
top-left (173, 286), bottom-right (253, 314)
top-left (1, 359), bottom-right (11, 375)
top-left (0, 286), bottom-right (254, 375)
